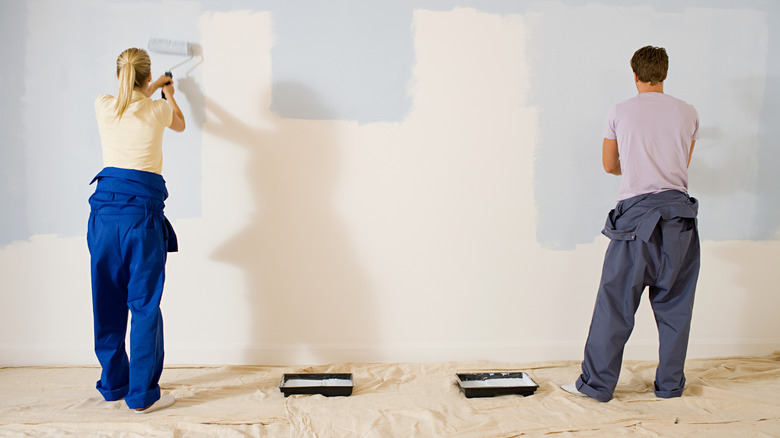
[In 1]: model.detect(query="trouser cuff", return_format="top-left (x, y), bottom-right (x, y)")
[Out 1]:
top-left (654, 382), bottom-right (685, 399)
top-left (576, 376), bottom-right (613, 402)
top-left (96, 381), bottom-right (129, 401)
top-left (125, 386), bottom-right (161, 410)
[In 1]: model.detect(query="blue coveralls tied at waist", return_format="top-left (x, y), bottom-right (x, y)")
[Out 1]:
top-left (89, 166), bottom-right (178, 252)
top-left (87, 166), bottom-right (177, 409)
top-left (602, 190), bottom-right (698, 243)
top-left (576, 189), bottom-right (700, 402)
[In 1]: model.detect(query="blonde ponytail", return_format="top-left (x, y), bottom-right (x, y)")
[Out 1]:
top-left (114, 48), bottom-right (151, 120)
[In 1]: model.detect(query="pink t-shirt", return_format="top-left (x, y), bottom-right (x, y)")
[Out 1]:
top-left (603, 92), bottom-right (699, 201)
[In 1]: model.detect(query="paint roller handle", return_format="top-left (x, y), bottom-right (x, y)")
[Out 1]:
top-left (161, 72), bottom-right (173, 100)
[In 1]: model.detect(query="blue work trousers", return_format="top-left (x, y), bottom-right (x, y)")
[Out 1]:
top-left (577, 191), bottom-right (700, 402)
top-left (87, 174), bottom-right (172, 409)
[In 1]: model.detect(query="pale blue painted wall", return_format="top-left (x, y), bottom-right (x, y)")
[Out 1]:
top-left (1, 0), bottom-right (778, 248)
top-left (0, 2), bottom-right (29, 245)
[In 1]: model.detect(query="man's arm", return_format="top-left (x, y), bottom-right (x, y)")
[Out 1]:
top-left (602, 138), bottom-right (621, 175)
top-left (687, 140), bottom-right (696, 168)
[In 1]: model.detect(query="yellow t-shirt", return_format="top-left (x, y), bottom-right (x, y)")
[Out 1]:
top-left (94, 90), bottom-right (173, 174)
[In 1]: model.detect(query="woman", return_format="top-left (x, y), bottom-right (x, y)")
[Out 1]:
top-left (88, 47), bottom-right (185, 413)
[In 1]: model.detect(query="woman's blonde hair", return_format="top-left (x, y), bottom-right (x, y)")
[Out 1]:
top-left (115, 48), bottom-right (151, 120)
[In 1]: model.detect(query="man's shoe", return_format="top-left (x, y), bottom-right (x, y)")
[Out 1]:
top-left (561, 383), bottom-right (587, 397)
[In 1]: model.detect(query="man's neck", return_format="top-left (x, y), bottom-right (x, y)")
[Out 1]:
top-left (636, 81), bottom-right (664, 94)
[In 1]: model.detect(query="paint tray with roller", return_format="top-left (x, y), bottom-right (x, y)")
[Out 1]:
top-left (456, 372), bottom-right (538, 398)
top-left (280, 373), bottom-right (354, 397)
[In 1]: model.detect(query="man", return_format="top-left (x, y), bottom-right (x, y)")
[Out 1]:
top-left (562, 46), bottom-right (700, 402)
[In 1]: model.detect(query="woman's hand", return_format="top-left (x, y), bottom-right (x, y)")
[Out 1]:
top-left (163, 79), bottom-right (186, 132)
top-left (162, 81), bottom-right (175, 99)
top-left (150, 74), bottom-right (172, 92)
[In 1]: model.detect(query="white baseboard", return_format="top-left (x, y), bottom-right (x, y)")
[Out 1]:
top-left (4, 339), bottom-right (776, 367)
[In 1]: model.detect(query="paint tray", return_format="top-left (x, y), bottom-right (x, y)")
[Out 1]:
top-left (280, 373), bottom-right (354, 397)
top-left (456, 372), bottom-right (538, 398)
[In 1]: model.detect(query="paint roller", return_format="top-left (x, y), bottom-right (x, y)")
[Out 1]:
top-left (147, 38), bottom-right (195, 100)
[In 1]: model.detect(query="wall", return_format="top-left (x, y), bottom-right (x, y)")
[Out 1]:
top-left (1, 0), bottom-right (778, 366)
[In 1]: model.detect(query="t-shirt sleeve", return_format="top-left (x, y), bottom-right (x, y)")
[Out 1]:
top-left (691, 105), bottom-right (700, 141)
top-left (603, 105), bottom-right (617, 140)
top-left (154, 99), bottom-right (174, 127)
top-left (94, 94), bottom-right (113, 119)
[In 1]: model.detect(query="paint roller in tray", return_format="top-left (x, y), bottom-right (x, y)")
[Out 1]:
top-left (147, 38), bottom-right (199, 100)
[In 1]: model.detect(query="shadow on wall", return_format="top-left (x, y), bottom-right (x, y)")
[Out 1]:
top-left (202, 83), bottom-right (378, 364)
top-left (177, 75), bottom-right (206, 130)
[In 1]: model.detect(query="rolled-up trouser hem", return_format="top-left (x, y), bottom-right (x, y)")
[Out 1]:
top-left (125, 386), bottom-right (161, 410)
top-left (576, 376), bottom-right (613, 402)
top-left (96, 381), bottom-right (129, 401)
top-left (654, 382), bottom-right (685, 399)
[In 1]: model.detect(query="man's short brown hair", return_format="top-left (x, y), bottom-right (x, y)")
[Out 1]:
top-left (631, 46), bottom-right (668, 85)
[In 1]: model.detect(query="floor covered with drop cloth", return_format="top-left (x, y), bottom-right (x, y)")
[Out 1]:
top-left (1, 352), bottom-right (779, 437)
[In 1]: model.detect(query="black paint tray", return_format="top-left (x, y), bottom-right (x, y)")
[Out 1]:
top-left (280, 373), bottom-right (354, 397)
top-left (456, 372), bottom-right (539, 398)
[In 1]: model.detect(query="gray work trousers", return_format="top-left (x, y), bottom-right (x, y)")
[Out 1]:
top-left (576, 190), bottom-right (700, 402)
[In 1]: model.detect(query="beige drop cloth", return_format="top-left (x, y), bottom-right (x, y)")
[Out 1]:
top-left (1, 353), bottom-right (779, 437)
